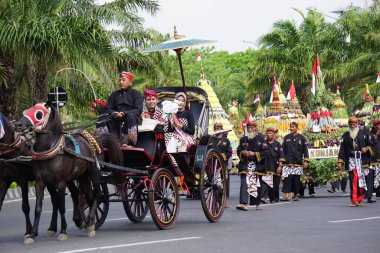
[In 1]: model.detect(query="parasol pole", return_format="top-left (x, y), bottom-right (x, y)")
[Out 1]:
top-left (174, 48), bottom-right (187, 94)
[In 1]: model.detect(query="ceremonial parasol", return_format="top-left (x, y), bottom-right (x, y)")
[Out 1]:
top-left (141, 26), bottom-right (216, 92)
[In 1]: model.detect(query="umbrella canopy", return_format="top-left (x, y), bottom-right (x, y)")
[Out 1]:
top-left (140, 26), bottom-right (216, 91)
top-left (141, 38), bottom-right (216, 53)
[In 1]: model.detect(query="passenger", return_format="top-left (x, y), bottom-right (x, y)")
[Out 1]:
top-left (104, 71), bottom-right (143, 147)
top-left (164, 92), bottom-right (195, 153)
top-left (142, 88), bottom-right (164, 121)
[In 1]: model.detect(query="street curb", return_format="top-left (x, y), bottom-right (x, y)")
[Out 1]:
top-left (5, 187), bottom-right (50, 200)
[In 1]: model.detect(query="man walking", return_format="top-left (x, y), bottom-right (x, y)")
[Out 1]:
top-left (279, 122), bottom-right (309, 201)
top-left (337, 117), bottom-right (376, 206)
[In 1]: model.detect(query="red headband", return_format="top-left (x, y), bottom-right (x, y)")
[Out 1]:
top-left (144, 89), bottom-right (158, 98)
top-left (120, 71), bottom-right (133, 81)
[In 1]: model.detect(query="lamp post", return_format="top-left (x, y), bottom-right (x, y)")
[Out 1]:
top-left (242, 40), bottom-right (259, 48)
top-left (305, 8), bottom-right (351, 44)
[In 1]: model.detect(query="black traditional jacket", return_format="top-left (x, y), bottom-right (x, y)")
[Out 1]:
top-left (266, 140), bottom-right (284, 175)
top-left (237, 134), bottom-right (267, 175)
top-left (368, 130), bottom-right (379, 167)
top-left (338, 129), bottom-right (377, 169)
top-left (281, 133), bottom-right (309, 166)
top-left (105, 87), bottom-right (143, 123)
top-left (207, 135), bottom-right (232, 163)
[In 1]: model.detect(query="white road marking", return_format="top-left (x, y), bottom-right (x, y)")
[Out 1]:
top-left (105, 216), bottom-right (151, 222)
top-left (247, 202), bottom-right (291, 208)
top-left (44, 209), bottom-right (73, 214)
top-left (329, 216), bottom-right (380, 223)
top-left (3, 195), bottom-right (51, 204)
top-left (57, 236), bottom-right (202, 253)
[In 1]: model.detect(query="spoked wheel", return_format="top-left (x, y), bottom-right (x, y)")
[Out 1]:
top-left (148, 168), bottom-right (179, 230)
top-left (78, 183), bottom-right (109, 229)
top-left (123, 178), bottom-right (149, 223)
top-left (200, 150), bottom-right (227, 222)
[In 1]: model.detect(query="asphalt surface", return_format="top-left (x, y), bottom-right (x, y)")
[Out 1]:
top-left (1, 176), bottom-right (379, 253)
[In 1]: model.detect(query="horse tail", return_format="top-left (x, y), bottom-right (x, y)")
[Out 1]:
top-left (98, 133), bottom-right (123, 167)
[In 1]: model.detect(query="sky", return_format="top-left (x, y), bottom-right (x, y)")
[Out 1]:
top-left (140, 0), bottom-right (369, 52)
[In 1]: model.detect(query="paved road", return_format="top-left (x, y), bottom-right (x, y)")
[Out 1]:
top-left (1, 176), bottom-right (379, 253)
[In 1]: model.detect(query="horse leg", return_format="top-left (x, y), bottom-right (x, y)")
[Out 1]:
top-left (46, 186), bottom-right (58, 236)
top-left (19, 182), bottom-right (33, 236)
top-left (57, 183), bottom-right (68, 241)
top-left (86, 166), bottom-right (101, 237)
top-left (23, 179), bottom-right (45, 244)
top-left (67, 181), bottom-right (83, 228)
top-left (0, 181), bottom-right (11, 211)
top-left (78, 174), bottom-right (96, 237)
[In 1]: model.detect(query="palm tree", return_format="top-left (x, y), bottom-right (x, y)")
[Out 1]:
top-left (0, 0), bottom-right (159, 119)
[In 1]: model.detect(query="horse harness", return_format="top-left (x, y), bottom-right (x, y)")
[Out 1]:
top-left (0, 134), bottom-right (22, 156)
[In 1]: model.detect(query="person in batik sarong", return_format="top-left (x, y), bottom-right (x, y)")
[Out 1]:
top-left (373, 119), bottom-right (380, 198)
top-left (208, 122), bottom-right (232, 207)
top-left (104, 71), bottom-right (143, 147)
top-left (236, 121), bottom-right (267, 211)
top-left (142, 88), bottom-right (164, 121)
top-left (264, 127), bottom-right (284, 203)
top-left (365, 118), bottom-right (380, 202)
top-left (279, 122), bottom-right (309, 201)
top-left (337, 117), bottom-right (376, 207)
top-left (164, 92), bottom-right (195, 154)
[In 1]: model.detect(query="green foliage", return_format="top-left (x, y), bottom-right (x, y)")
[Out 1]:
top-left (304, 158), bottom-right (348, 184)
top-left (303, 128), bottom-right (346, 144)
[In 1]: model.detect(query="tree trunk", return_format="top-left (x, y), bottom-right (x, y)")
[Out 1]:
top-left (0, 50), bottom-right (18, 120)
top-left (34, 61), bottom-right (48, 102)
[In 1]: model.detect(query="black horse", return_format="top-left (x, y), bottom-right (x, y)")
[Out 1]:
top-left (0, 112), bottom-right (84, 243)
top-left (15, 102), bottom-right (108, 244)
top-left (0, 112), bottom-right (35, 236)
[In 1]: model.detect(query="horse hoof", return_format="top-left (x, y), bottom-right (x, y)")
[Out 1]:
top-left (23, 237), bottom-right (35, 245)
top-left (57, 233), bottom-right (68, 241)
top-left (86, 225), bottom-right (95, 237)
top-left (46, 230), bottom-right (56, 237)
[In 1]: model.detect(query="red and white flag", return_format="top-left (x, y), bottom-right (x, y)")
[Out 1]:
top-left (253, 95), bottom-right (260, 104)
top-left (241, 112), bottom-right (253, 128)
top-left (196, 52), bottom-right (201, 62)
top-left (362, 85), bottom-right (368, 100)
top-left (376, 72), bottom-right (380, 83)
top-left (269, 77), bottom-right (279, 103)
top-left (287, 80), bottom-right (296, 100)
top-left (311, 54), bottom-right (322, 95)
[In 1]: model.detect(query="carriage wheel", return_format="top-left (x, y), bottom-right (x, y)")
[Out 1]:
top-left (78, 183), bottom-right (109, 230)
top-left (123, 178), bottom-right (149, 223)
top-left (200, 150), bottom-right (227, 223)
top-left (148, 168), bottom-right (179, 230)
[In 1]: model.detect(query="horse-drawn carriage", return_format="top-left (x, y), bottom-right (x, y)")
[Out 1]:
top-left (0, 86), bottom-right (227, 243)
top-left (84, 86), bottom-right (227, 230)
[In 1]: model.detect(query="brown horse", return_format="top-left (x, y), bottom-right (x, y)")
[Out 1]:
top-left (15, 103), bottom-right (104, 244)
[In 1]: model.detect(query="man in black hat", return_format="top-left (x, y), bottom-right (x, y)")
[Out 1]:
top-left (337, 117), bottom-right (376, 206)
top-left (279, 122), bottom-right (309, 201)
